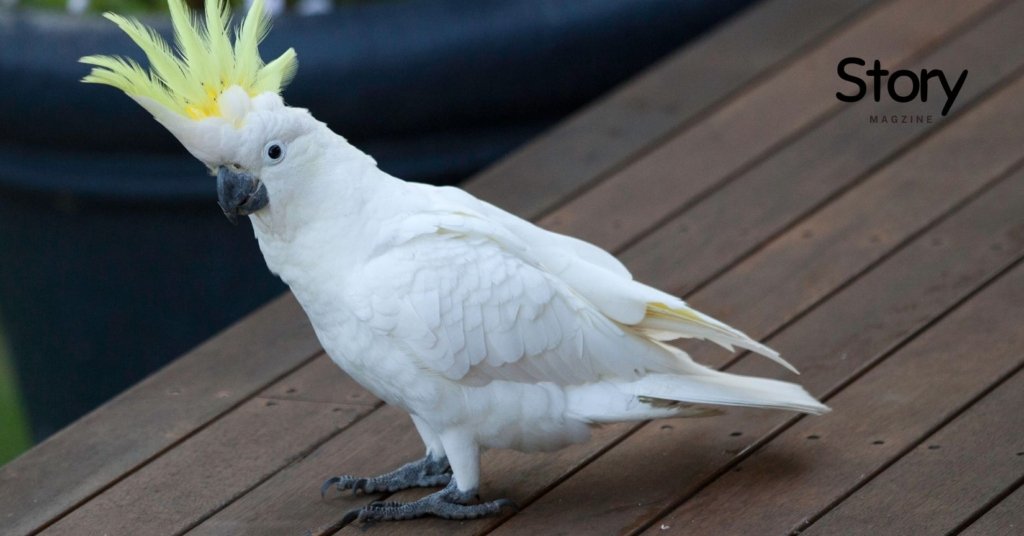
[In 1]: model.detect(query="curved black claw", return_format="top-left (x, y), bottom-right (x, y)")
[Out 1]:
top-left (321, 455), bottom-right (451, 498)
top-left (321, 475), bottom-right (363, 499)
top-left (343, 480), bottom-right (516, 523)
top-left (320, 477), bottom-right (339, 499)
top-left (495, 498), bottom-right (518, 513)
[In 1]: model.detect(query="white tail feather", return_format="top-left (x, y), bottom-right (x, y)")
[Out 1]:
top-left (566, 371), bottom-right (829, 424)
top-left (633, 372), bottom-right (830, 415)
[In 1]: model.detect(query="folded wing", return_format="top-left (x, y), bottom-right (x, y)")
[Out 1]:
top-left (355, 209), bottom-right (688, 386)
top-left (427, 186), bottom-right (799, 374)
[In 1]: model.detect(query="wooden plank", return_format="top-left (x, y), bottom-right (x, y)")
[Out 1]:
top-left (261, 354), bottom-right (379, 407)
top-left (801, 368), bottom-right (1024, 536)
top-left (538, 0), bottom-right (999, 253)
top-left (676, 72), bottom-right (1024, 369)
top-left (191, 7), bottom-right (1024, 533)
top-left (462, 0), bottom-right (878, 219)
top-left (188, 407), bottom-right (628, 536)
top-left (489, 140), bottom-right (1024, 534)
top-left (960, 483), bottom-right (1024, 536)
top-left (645, 260), bottom-right (1024, 536)
top-left (624, 0), bottom-right (1024, 295)
top-left (39, 359), bottom-right (379, 535)
top-left (0, 293), bottom-right (323, 536)
top-left (187, 406), bottom-right (420, 536)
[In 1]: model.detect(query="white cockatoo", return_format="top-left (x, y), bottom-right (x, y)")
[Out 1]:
top-left (83, 0), bottom-right (828, 522)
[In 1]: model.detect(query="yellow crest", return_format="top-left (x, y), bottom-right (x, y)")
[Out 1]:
top-left (81, 0), bottom-right (297, 121)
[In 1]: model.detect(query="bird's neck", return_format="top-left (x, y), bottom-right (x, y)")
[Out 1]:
top-left (248, 131), bottom-right (405, 285)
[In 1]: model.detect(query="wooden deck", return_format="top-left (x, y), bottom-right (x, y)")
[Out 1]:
top-left (4, 0), bottom-right (1024, 533)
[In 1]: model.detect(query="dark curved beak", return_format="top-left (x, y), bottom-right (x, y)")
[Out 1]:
top-left (216, 166), bottom-right (269, 224)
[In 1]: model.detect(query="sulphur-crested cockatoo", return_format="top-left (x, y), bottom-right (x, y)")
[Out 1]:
top-left (83, 0), bottom-right (828, 522)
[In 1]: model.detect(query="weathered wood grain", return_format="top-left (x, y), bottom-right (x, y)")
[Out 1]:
top-left (39, 361), bottom-right (379, 535)
top-left (960, 483), bottom-right (1024, 536)
top-left (0, 294), bottom-right (322, 536)
top-left (188, 406), bottom-right (421, 536)
top-left (261, 354), bottom-right (379, 407)
top-left (623, 0), bottom-right (1024, 295)
top-left (678, 69), bottom-right (1024, 370)
top-left (189, 408), bottom-right (630, 535)
top-left (538, 0), bottom-right (998, 253)
top-left (491, 130), bottom-right (1024, 535)
top-left (646, 260), bottom-right (1024, 536)
top-left (462, 0), bottom-right (878, 219)
top-left (801, 368), bottom-right (1024, 535)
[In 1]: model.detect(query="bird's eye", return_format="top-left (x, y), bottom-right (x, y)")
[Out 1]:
top-left (263, 141), bottom-right (286, 165)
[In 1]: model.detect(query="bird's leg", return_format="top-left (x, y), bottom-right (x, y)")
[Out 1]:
top-left (342, 478), bottom-right (515, 523)
top-left (321, 455), bottom-right (451, 496)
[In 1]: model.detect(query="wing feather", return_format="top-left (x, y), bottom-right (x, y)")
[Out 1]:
top-left (357, 210), bottom-right (685, 385)
top-left (425, 186), bottom-right (798, 373)
top-left (359, 185), bottom-right (797, 384)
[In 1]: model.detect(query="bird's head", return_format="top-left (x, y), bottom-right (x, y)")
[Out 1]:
top-left (81, 0), bottom-right (325, 223)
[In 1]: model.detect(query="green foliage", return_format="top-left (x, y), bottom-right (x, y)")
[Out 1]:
top-left (18, 0), bottom-right (72, 11)
top-left (0, 323), bottom-right (31, 466)
top-left (86, 0), bottom-right (172, 14)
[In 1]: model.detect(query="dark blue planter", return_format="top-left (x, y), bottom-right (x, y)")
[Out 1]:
top-left (0, 0), bottom-right (755, 440)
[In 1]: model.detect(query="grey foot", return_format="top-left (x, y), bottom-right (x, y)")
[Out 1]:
top-left (342, 480), bottom-right (516, 523)
top-left (321, 455), bottom-right (451, 497)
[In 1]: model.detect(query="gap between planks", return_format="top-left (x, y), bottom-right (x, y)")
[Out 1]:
top-left (957, 477), bottom-right (1024, 535)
